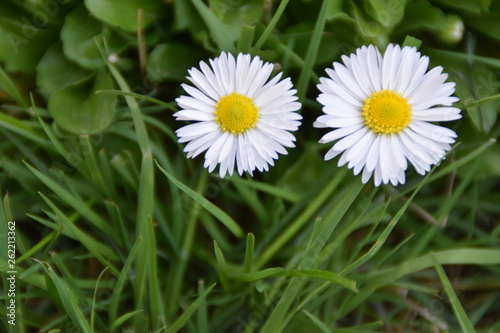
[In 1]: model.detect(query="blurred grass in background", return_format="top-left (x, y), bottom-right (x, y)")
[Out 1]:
top-left (0, 0), bottom-right (499, 332)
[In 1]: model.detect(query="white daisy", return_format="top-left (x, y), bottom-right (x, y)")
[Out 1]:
top-left (175, 52), bottom-right (302, 177)
top-left (315, 44), bottom-right (461, 186)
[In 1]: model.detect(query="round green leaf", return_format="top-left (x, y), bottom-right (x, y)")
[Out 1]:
top-left (48, 70), bottom-right (116, 134)
top-left (36, 43), bottom-right (92, 98)
top-left (209, 0), bottom-right (264, 41)
top-left (84, 0), bottom-right (162, 32)
top-left (61, 5), bottom-right (117, 70)
top-left (0, 3), bottom-right (58, 73)
top-left (147, 43), bottom-right (203, 82)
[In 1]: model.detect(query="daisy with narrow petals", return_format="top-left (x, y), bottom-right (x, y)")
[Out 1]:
top-left (175, 52), bottom-right (302, 177)
top-left (315, 44), bottom-right (461, 186)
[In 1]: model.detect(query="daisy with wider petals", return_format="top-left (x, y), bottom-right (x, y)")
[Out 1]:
top-left (175, 52), bottom-right (302, 177)
top-left (315, 44), bottom-right (461, 186)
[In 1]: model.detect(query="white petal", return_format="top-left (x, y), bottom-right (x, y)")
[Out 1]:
top-left (174, 110), bottom-right (214, 121)
top-left (365, 135), bottom-right (382, 173)
top-left (379, 135), bottom-right (395, 184)
top-left (188, 67), bottom-right (221, 100)
top-left (181, 84), bottom-right (216, 106)
top-left (324, 147), bottom-right (343, 160)
top-left (331, 62), bottom-right (366, 99)
top-left (409, 121), bottom-right (457, 143)
top-left (412, 107), bottom-right (462, 122)
top-left (199, 61), bottom-right (225, 97)
top-left (345, 130), bottom-right (375, 169)
top-left (218, 134), bottom-right (235, 163)
top-left (176, 121), bottom-right (219, 140)
top-left (366, 44), bottom-right (383, 92)
top-left (235, 53), bottom-right (251, 93)
top-left (204, 132), bottom-right (231, 165)
top-left (333, 126), bottom-right (369, 151)
top-left (319, 124), bottom-right (363, 143)
top-left (185, 130), bottom-right (221, 157)
top-left (324, 116), bottom-right (364, 128)
top-left (402, 54), bottom-right (429, 98)
top-left (184, 132), bottom-right (222, 158)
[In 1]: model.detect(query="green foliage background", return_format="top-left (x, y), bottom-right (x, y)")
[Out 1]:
top-left (0, 0), bottom-right (499, 332)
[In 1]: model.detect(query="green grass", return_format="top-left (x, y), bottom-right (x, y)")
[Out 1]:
top-left (1, 0), bottom-right (500, 332)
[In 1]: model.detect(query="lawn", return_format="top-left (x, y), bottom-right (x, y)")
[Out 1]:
top-left (1, 0), bottom-right (500, 332)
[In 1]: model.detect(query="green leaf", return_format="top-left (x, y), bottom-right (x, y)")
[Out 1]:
top-left (429, 48), bottom-right (500, 69)
top-left (147, 43), bottom-right (202, 82)
top-left (396, 1), bottom-right (447, 33)
top-left (209, 0), bottom-right (264, 41)
top-left (469, 12), bottom-right (500, 42)
top-left (401, 35), bottom-right (422, 49)
top-left (36, 42), bottom-right (92, 98)
top-left (456, 63), bottom-right (499, 133)
top-left (364, 0), bottom-right (406, 28)
top-left (48, 69), bottom-right (116, 134)
top-left (190, 0), bottom-right (235, 52)
top-left (237, 24), bottom-right (255, 53)
top-left (85, 0), bottom-right (162, 32)
top-left (326, 0), bottom-right (343, 20)
top-left (430, 0), bottom-right (491, 14)
top-left (61, 5), bottom-right (122, 70)
top-left (0, 3), bottom-right (58, 73)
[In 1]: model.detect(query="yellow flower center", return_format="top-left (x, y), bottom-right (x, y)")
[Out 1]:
top-left (362, 89), bottom-right (412, 134)
top-left (214, 92), bottom-right (259, 135)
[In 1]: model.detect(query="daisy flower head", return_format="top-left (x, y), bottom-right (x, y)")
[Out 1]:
top-left (315, 44), bottom-right (461, 186)
top-left (175, 52), bottom-right (302, 177)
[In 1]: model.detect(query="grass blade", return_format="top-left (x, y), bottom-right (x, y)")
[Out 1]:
top-left (303, 310), bottom-right (332, 333)
top-left (103, 44), bottom-right (158, 327)
top-left (243, 233), bottom-right (255, 273)
top-left (156, 161), bottom-right (244, 238)
top-left (167, 283), bottom-right (217, 333)
top-left (252, 0), bottom-right (290, 52)
top-left (197, 280), bottom-right (208, 333)
top-left (260, 181), bottom-right (364, 333)
top-left (0, 65), bottom-right (27, 108)
top-left (296, 0), bottom-right (331, 101)
top-left (233, 268), bottom-right (358, 293)
top-left (432, 255), bottom-right (476, 333)
top-left (228, 176), bottom-right (300, 203)
top-left (190, 0), bottom-right (235, 52)
top-left (35, 259), bottom-right (92, 333)
top-left (111, 310), bottom-right (144, 330)
top-left (37, 193), bottom-right (119, 273)
top-left (95, 89), bottom-right (176, 111)
top-left (369, 248), bottom-right (500, 283)
top-left (255, 167), bottom-right (348, 269)
top-left (109, 237), bottom-right (143, 332)
top-left (24, 162), bottom-right (114, 235)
